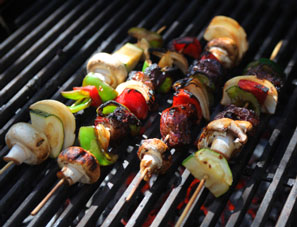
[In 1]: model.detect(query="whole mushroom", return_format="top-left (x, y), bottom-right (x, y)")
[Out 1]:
top-left (57, 146), bottom-right (100, 185)
top-left (5, 122), bottom-right (50, 165)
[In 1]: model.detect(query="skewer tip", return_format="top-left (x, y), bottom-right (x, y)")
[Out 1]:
top-left (0, 161), bottom-right (14, 175)
top-left (175, 177), bottom-right (206, 227)
top-left (31, 178), bottom-right (65, 216)
top-left (270, 40), bottom-right (283, 61)
top-left (125, 169), bottom-right (148, 201)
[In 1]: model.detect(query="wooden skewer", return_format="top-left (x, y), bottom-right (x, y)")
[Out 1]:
top-left (175, 40), bottom-right (284, 227)
top-left (0, 161), bottom-right (14, 175)
top-left (157, 26), bottom-right (166, 35)
top-left (31, 178), bottom-right (65, 216)
top-left (126, 135), bottom-right (170, 202)
top-left (126, 168), bottom-right (148, 201)
top-left (175, 177), bottom-right (206, 227)
top-left (270, 40), bottom-right (283, 61)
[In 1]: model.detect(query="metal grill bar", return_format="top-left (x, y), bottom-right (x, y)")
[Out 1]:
top-left (1, 0), bottom-right (297, 226)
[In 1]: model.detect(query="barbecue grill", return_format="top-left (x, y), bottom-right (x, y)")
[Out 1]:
top-left (1, 0), bottom-right (297, 226)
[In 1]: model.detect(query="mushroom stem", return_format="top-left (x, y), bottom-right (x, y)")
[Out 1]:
top-left (3, 144), bottom-right (33, 165)
top-left (210, 134), bottom-right (234, 160)
top-left (59, 165), bottom-right (84, 185)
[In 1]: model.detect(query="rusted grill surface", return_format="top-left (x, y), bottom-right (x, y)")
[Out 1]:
top-left (1, 0), bottom-right (297, 226)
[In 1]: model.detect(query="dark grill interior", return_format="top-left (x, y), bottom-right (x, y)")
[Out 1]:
top-left (1, 0), bottom-right (297, 226)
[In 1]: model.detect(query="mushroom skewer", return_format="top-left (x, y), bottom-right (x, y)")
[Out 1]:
top-left (31, 146), bottom-right (100, 215)
top-left (0, 100), bottom-right (76, 175)
top-left (126, 135), bottom-right (170, 201)
top-left (126, 15), bottom-right (250, 203)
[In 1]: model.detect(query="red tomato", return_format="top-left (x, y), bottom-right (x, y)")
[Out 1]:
top-left (173, 89), bottom-right (202, 122)
top-left (238, 79), bottom-right (268, 104)
top-left (73, 85), bottom-right (101, 107)
top-left (115, 88), bottom-right (148, 120)
top-left (171, 37), bottom-right (202, 59)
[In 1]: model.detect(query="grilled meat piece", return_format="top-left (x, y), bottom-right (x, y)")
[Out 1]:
top-left (160, 104), bottom-right (197, 147)
top-left (143, 63), bottom-right (165, 89)
top-left (187, 58), bottom-right (224, 90)
top-left (95, 101), bottom-right (141, 141)
top-left (57, 146), bottom-right (100, 185)
top-left (214, 104), bottom-right (259, 127)
top-left (128, 71), bottom-right (155, 90)
top-left (244, 63), bottom-right (284, 91)
top-left (137, 138), bottom-right (172, 181)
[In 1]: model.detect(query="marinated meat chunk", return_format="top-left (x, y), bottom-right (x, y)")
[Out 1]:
top-left (160, 104), bottom-right (197, 147)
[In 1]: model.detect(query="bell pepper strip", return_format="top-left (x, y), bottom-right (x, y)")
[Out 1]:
top-left (173, 89), bottom-right (203, 122)
top-left (115, 88), bottom-right (149, 120)
top-left (193, 73), bottom-right (216, 91)
top-left (226, 85), bottom-right (261, 116)
top-left (168, 37), bottom-right (202, 59)
top-left (82, 72), bottom-right (118, 102)
top-left (68, 97), bottom-right (92, 113)
top-left (61, 73), bottom-right (117, 113)
top-left (78, 126), bottom-right (118, 166)
top-left (237, 79), bottom-right (268, 104)
top-left (73, 86), bottom-right (102, 107)
top-left (157, 76), bottom-right (173, 93)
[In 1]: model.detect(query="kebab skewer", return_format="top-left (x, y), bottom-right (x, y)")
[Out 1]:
top-left (177, 41), bottom-right (284, 226)
top-left (0, 26), bottom-right (165, 175)
top-left (0, 100), bottom-right (76, 174)
top-left (61, 27), bottom-right (165, 113)
top-left (126, 15), bottom-right (249, 201)
top-left (30, 34), bottom-right (191, 215)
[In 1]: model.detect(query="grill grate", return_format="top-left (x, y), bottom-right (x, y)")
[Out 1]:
top-left (1, 0), bottom-right (297, 226)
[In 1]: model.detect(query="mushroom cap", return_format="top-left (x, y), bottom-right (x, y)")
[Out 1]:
top-left (198, 118), bottom-right (252, 150)
top-left (5, 122), bottom-right (50, 164)
top-left (87, 52), bottom-right (127, 88)
top-left (207, 37), bottom-right (239, 68)
top-left (57, 146), bottom-right (100, 184)
top-left (137, 138), bottom-right (168, 160)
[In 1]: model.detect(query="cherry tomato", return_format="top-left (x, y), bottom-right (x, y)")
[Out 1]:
top-left (115, 88), bottom-right (148, 120)
top-left (238, 79), bottom-right (268, 104)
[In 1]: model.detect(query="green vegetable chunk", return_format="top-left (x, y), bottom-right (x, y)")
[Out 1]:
top-left (82, 73), bottom-right (118, 102)
top-left (226, 85), bottom-right (261, 116)
top-left (79, 126), bottom-right (118, 166)
top-left (30, 109), bottom-right (64, 158)
top-left (182, 148), bottom-right (233, 197)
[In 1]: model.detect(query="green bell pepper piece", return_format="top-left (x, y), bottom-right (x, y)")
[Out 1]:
top-left (61, 90), bottom-right (89, 100)
top-left (226, 85), bottom-right (261, 116)
top-left (79, 126), bottom-right (118, 166)
top-left (68, 98), bottom-right (92, 113)
top-left (82, 72), bottom-right (118, 102)
top-left (158, 76), bottom-right (173, 93)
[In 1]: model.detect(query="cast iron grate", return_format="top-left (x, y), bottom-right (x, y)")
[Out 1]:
top-left (1, 0), bottom-right (297, 226)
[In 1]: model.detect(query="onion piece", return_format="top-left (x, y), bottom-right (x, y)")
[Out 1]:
top-left (203, 15), bottom-right (248, 62)
top-left (221, 75), bottom-right (278, 114)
